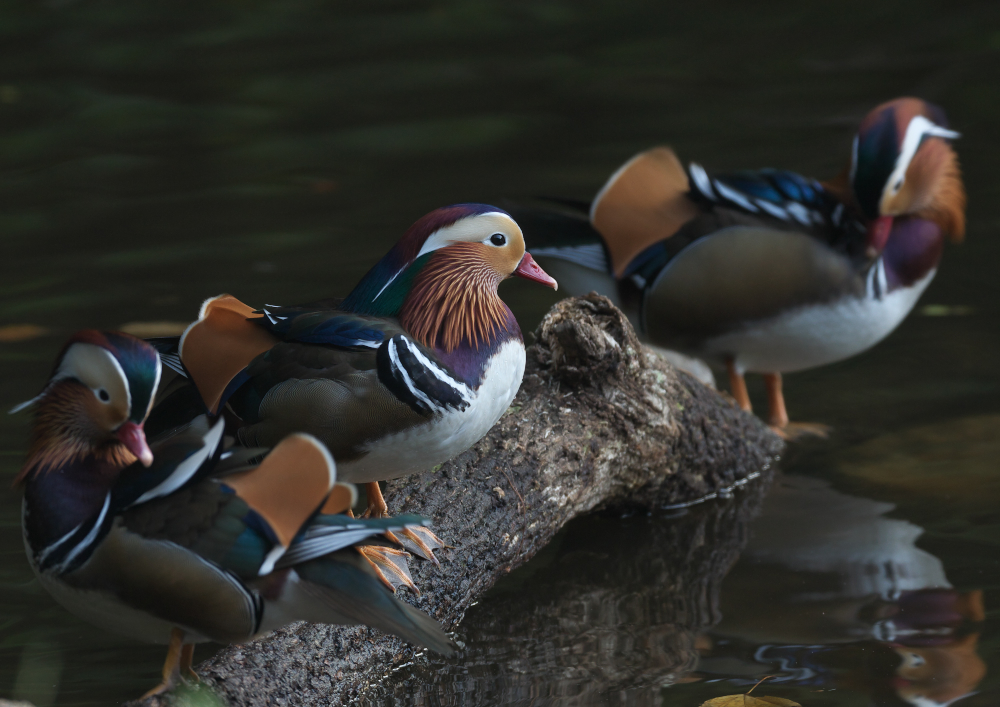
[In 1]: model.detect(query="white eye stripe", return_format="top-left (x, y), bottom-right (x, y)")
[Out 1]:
top-left (372, 212), bottom-right (520, 302)
top-left (55, 344), bottom-right (132, 416)
top-left (415, 212), bottom-right (519, 260)
top-left (883, 115), bottom-right (960, 198)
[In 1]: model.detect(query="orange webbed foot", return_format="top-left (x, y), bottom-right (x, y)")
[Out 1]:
top-left (357, 544), bottom-right (419, 594)
top-left (394, 526), bottom-right (447, 565)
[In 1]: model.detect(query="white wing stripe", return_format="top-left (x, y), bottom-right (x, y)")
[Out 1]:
top-left (754, 199), bottom-right (790, 220)
top-left (37, 520), bottom-right (84, 565)
top-left (713, 180), bottom-right (759, 212)
top-left (784, 202), bottom-right (813, 226)
top-left (132, 419), bottom-right (225, 505)
top-left (53, 493), bottom-right (111, 573)
top-left (688, 163), bottom-right (716, 199)
top-left (388, 339), bottom-right (439, 413)
top-left (399, 338), bottom-right (473, 405)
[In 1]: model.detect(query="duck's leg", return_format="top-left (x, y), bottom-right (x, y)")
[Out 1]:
top-left (362, 481), bottom-right (388, 518)
top-left (141, 628), bottom-right (185, 698)
top-left (763, 372), bottom-right (789, 428)
top-left (180, 643), bottom-right (198, 681)
top-left (726, 359), bottom-right (752, 412)
top-left (363, 481), bottom-right (445, 565)
top-left (763, 372), bottom-right (830, 440)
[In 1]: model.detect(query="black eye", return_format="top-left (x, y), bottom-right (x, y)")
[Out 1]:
top-left (97, 389), bottom-right (110, 402)
top-left (489, 233), bottom-right (506, 246)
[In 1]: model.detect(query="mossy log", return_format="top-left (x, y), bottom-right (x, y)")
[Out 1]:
top-left (134, 294), bottom-right (783, 707)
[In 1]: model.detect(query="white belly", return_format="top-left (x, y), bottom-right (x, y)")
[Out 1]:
top-left (704, 269), bottom-right (935, 374)
top-left (339, 340), bottom-right (526, 483)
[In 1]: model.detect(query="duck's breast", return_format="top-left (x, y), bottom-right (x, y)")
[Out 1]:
top-left (342, 339), bottom-right (526, 483)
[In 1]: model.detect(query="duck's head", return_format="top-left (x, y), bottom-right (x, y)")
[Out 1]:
top-left (13, 331), bottom-right (161, 481)
top-left (342, 204), bottom-right (557, 350)
top-left (850, 97), bottom-right (965, 252)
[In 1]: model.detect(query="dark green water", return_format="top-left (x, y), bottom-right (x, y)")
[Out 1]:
top-left (1, 1), bottom-right (999, 705)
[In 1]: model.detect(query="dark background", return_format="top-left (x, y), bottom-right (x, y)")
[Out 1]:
top-left (1, 2), bottom-right (998, 705)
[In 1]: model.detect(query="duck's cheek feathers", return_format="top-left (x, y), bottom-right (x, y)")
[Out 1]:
top-left (480, 238), bottom-right (527, 277)
top-left (880, 182), bottom-right (914, 216)
top-left (81, 392), bottom-right (130, 434)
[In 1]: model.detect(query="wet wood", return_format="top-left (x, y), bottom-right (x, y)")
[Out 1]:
top-left (131, 294), bottom-right (783, 707)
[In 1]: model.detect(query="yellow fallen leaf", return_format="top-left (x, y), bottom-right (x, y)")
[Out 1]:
top-left (0, 324), bottom-right (48, 342)
top-left (700, 696), bottom-right (801, 706)
top-left (117, 321), bottom-right (190, 337)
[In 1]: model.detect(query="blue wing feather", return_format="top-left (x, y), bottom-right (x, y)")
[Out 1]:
top-left (255, 306), bottom-right (387, 349)
top-left (687, 163), bottom-right (855, 235)
top-left (277, 513), bottom-right (428, 568)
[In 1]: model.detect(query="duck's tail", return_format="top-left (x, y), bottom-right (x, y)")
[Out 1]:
top-left (294, 550), bottom-right (457, 655)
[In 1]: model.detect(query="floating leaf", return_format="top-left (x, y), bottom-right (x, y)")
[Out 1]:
top-left (118, 321), bottom-right (190, 337)
top-left (0, 324), bottom-right (48, 342)
top-left (700, 696), bottom-right (801, 706)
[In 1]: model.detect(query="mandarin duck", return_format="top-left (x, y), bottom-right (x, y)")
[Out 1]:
top-left (13, 330), bottom-right (455, 697)
top-left (153, 204), bottom-right (557, 582)
top-left (516, 97), bottom-right (965, 437)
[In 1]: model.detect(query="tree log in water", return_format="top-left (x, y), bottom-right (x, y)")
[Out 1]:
top-left (133, 294), bottom-right (783, 707)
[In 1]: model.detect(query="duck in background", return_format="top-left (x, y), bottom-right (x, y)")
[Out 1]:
top-left (12, 331), bottom-right (455, 697)
top-left (516, 98), bottom-right (965, 438)
top-left (152, 203), bottom-right (557, 585)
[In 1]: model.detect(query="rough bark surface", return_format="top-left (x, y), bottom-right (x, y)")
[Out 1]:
top-left (135, 294), bottom-right (783, 707)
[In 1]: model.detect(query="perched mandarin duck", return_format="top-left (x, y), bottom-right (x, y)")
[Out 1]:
top-left (153, 203), bottom-right (557, 583)
top-left (517, 98), bottom-right (964, 437)
top-left (13, 331), bottom-right (455, 697)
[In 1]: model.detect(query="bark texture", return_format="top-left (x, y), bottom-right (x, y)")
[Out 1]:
top-left (136, 294), bottom-right (783, 707)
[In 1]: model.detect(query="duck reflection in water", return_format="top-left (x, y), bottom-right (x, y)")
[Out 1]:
top-left (701, 475), bottom-right (985, 707)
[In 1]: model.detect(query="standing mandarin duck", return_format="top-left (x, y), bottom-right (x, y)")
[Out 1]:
top-left (516, 98), bottom-right (965, 437)
top-left (153, 203), bottom-right (557, 583)
top-left (13, 331), bottom-right (455, 697)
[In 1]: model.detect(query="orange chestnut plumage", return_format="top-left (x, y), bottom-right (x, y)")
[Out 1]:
top-left (401, 248), bottom-right (557, 353)
top-left (12, 330), bottom-right (161, 484)
top-left (398, 219), bottom-right (556, 353)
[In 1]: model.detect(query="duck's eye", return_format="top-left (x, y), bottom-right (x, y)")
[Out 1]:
top-left (97, 388), bottom-right (111, 403)
top-left (489, 233), bottom-right (507, 246)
